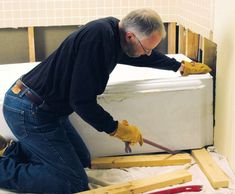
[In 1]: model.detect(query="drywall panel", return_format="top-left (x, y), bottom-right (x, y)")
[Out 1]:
top-left (34, 26), bottom-right (78, 61)
top-left (0, 28), bottom-right (29, 64)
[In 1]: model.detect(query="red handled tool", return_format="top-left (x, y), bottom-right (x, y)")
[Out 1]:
top-left (125, 138), bottom-right (179, 154)
top-left (147, 185), bottom-right (203, 194)
top-left (121, 120), bottom-right (179, 154)
top-left (143, 138), bottom-right (180, 154)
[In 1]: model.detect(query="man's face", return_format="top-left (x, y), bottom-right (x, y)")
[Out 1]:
top-left (121, 31), bottom-right (162, 58)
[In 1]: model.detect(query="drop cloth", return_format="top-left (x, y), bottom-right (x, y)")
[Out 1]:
top-left (86, 147), bottom-right (235, 194)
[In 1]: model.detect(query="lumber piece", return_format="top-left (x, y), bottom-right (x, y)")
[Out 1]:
top-left (192, 148), bottom-right (229, 189)
top-left (91, 153), bottom-right (191, 169)
top-left (178, 25), bottom-right (186, 54)
top-left (79, 169), bottom-right (192, 194)
top-left (28, 27), bottom-right (36, 62)
top-left (185, 29), bottom-right (199, 60)
top-left (167, 22), bottom-right (176, 54)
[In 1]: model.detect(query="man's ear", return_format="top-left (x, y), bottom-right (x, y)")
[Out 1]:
top-left (125, 32), bottom-right (133, 42)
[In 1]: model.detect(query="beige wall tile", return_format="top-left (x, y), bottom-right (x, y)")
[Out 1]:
top-left (0, 0), bottom-right (214, 39)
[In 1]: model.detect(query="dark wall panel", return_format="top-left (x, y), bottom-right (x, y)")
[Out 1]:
top-left (0, 28), bottom-right (28, 64)
top-left (0, 24), bottom-right (168, 65)
top-left (35, 26), bottom-right (79, 61)
top-left (155, 23), bottom-right (168, 54)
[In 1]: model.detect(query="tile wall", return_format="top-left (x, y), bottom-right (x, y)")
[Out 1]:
top-left (177, 0), bottom-right (215, 39)
top-left (0, 0), bottom-right (214, 39)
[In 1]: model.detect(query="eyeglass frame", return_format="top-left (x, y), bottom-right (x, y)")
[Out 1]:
top-left (133, 34), bottom-right (152, 55)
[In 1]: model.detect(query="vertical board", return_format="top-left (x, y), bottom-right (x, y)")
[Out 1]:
top-left (178, 25), bottom-right (186, 54)
top-left (167, 22), bottom-right (176, 54)
top-left (28, 27), bottom-right (36, 62)
top-left (186, 29), bottom-right (199, 60)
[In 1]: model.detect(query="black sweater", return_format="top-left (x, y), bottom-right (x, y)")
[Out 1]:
top-left (22, 17), bottom-right (181, 134)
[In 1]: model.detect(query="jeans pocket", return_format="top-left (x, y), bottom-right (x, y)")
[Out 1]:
top-left (3, 104), bottom-right (28, 139)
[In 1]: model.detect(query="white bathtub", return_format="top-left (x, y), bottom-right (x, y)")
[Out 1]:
top-left (0, 54), bottom-right (213, 158)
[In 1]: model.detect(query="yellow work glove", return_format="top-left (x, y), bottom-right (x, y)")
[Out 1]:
top-left (111, 120), bottom-right (143, 146)
top-left (181, 61), bottom-right (212, 76)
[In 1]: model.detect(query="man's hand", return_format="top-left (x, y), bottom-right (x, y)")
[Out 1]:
top-left (110, 120), bottom-right (143, 145)
top-left (180, 61), bottom-right (212, 76)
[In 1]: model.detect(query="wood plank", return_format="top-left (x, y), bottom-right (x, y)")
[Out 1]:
top-left (167, 22), bottom-right (176, 54)
top-left (185, 29), bottom-right (199, 60)
top-left (79, 169), bottom-right (192, 194)
top-left (178, 25), bottom-right (186, 54)
top-left (91, 153), bottom-right (191, 169)
top-left (192, 148), bottom-right (229, 189)
top-left (28, 26), bottom-right (36, 62)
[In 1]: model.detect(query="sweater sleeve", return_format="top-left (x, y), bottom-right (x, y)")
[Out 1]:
top-left (69, 38), bottom-right (117, 134)
top-left (118, 49), bottom-right (181, 72)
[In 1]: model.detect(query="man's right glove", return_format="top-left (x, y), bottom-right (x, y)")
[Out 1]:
top-left (110, 120), bottom-right (143, 146)
top-left (181, 61), bottom-right (212, 76)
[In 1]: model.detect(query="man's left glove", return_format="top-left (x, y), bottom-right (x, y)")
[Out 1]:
top-left (181, 61), bottom-right (212, 76)
top-left (110, 120), bottom-right (143, 146)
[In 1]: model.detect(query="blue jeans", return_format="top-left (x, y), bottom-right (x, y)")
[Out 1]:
top-left (0, 84), bottom-right (90, 193)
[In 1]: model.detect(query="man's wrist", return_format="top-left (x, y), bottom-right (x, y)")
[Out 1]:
top-left (109, 129), bottom-right (117, 136)
top-left (179, 63), bottom-right (184, 72)
top-left (179, 63), bottom-right (185, 75)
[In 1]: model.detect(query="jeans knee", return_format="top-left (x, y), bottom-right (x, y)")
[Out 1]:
top-left (46, 170), bottom-right (89, 193)
top-left (69, 174), bottom-right (89, 193)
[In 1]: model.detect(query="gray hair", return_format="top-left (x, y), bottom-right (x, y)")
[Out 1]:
top-left (120, 9), bottom-right (166, 40)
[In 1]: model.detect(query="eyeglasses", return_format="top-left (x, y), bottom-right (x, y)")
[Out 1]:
top-left (134, 35), bottom-right (152, 55)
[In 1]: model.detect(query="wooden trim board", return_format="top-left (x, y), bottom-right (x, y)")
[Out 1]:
top-left (79, 169), bottom-right (192, 194)
top-left (91, 153), bottom-right (191, 169)
top-left (192, 148), bottom-right (229, 189)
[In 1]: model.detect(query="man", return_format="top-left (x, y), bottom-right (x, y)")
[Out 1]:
top-left (0, 9), bottom-right (211, 193)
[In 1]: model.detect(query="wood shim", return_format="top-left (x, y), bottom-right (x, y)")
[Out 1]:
top-left (192, 148), bottom-right (229, 189)
top-left (91, 153), bottom-right (191, 169)
top-left (79, 169), bottom-right (192, 194)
